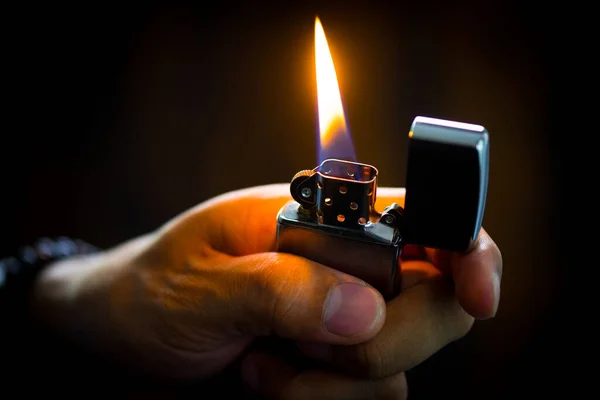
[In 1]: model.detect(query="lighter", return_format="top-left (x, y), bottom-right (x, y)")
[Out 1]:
top-left (275, 117), bottom-right (489, 300)
top-left (275, 18), bottom-right (490, 300)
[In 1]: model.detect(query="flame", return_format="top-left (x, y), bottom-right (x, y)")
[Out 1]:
top-left (315, 17), bottom-right (356, 162)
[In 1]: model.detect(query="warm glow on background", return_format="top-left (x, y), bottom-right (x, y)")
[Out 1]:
top-left (315, 17), bottom-right (355, 162)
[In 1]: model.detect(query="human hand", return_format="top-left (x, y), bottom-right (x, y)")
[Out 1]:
top-left (32, 184), bottom-right (502, 398)
top-left (240, 187), bottom-right (502, 399)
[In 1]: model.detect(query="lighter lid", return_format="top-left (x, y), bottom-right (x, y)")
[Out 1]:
top-left (402, 116), bottom-right (489, 252)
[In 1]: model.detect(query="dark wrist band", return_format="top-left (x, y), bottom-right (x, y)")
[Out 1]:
top-left (0, 237), bottom-right (99, 310)
top-left (0, 238), bottom-right (100, 387)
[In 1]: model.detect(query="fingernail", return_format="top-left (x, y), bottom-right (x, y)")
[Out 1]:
top-left (297, 342), bottom-right (332, 361)
top-left (492, 273), bottom-right (501, 316)
top-left (323, 283), bottom-right (383, 337)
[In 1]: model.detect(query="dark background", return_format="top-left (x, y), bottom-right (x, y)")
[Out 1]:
top-left (2, 1), bottom-right (573, 398)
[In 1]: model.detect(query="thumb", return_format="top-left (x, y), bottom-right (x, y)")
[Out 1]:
top-left (225, 252), bottom-right (386, 345)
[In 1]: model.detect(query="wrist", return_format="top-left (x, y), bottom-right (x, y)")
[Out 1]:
top-left (31, 250), bottom-right (110, 334)
top-left (0, 238), bottom-right (101, 377)
top-left (31, 233), bottom-right (156, 351)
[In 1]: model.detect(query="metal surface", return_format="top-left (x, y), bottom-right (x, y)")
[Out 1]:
top-left (290, 159), bottom-right (378, 230)
top-left (276, 200), bottom-right (402, 299)
top-left (403, 116), bottom-right (489, 251)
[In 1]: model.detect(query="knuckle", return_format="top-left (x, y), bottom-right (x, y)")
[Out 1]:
top-left (247, 253), bottom-right (304, 333)
top-left (431, 281), bottom-right (474, 341)
top-left (351, 339), bottom-right (393, 379)
top-left (268, 256), bottom-right (304, 324)
top-left (374, 373), bottom-right (409, 400)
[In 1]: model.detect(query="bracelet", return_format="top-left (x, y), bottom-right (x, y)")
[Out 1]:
top-left (0, 238), bottom-right (101, 384)
top-left (0, 236), bottom-right (99, 301)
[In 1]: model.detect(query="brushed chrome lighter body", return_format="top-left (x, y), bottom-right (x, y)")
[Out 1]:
top-left (276, 200), bottom-right (402, 299)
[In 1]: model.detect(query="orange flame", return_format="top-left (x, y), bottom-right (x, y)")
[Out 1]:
top-left (315, 17), bottom-right (355, 162)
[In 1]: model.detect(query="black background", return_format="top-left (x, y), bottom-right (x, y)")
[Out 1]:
top-left (2, 1), bottom-right (575, 398)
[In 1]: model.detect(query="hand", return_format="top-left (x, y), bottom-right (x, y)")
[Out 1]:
top-left (32, 184), bottom-right (502, 398)
top-left (240, 187), bottom-right (502, 399)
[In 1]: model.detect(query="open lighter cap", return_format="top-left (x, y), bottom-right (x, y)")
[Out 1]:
top-left (402, 116), bottom-right (489, 252)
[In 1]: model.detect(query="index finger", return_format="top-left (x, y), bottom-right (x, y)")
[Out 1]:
top-left (376, 188), bottom-right (502, 319)
top-left (428, 229), bottom-right (502, 319)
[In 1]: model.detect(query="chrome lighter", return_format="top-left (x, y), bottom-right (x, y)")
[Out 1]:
top-left (276, 116), bottom-right (490, 300)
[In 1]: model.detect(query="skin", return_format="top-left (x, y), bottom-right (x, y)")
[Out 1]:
top-left (31, 184), bottom-right (502, 399)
